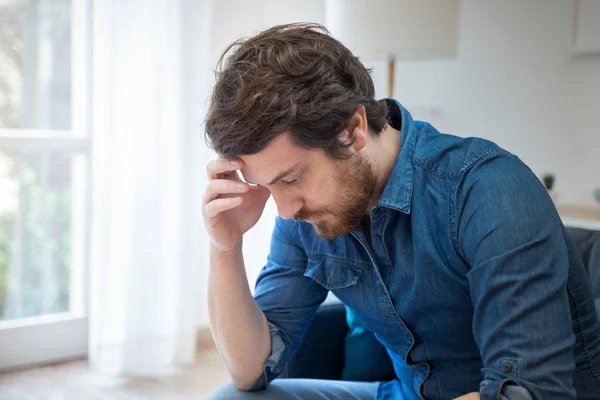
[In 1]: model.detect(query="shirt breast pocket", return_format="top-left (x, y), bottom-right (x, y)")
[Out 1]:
top-left (303, 258), bottom-right (362, 290)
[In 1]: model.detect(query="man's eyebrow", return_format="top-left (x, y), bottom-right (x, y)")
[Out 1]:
top-left (268, 162), bottom-right (304, 186)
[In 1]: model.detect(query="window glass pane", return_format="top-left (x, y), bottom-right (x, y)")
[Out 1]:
top-left (0, 150), bottom-right (83, 320)
top-left (0, 0), bottom-right (72, 130)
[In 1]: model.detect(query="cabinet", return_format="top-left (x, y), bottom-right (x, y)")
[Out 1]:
top-left (573, 0), bottom-right (600, 55)
top-left (558, 205), bottom-right (600, 230)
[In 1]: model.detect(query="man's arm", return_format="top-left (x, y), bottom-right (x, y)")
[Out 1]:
top-left (208, 243), bottom-right (271, 390)
top-left (250, 217), bottom-right (329, 389)
top-left (454, 393), bottom-right (479, 400)
top-left (454, 389), bottom-right (531, 400)
top-left (454, 152), bottom-right (575, 399)
top-left (203, 158), bottom-right (327, 391)
top-left (203, 157), bottom-right (274, 390)
top-left (209, 216), bottom-right (328, 391)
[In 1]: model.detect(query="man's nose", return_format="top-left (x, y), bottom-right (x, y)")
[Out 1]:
top-left (273, 193), bottom-right (302, 220)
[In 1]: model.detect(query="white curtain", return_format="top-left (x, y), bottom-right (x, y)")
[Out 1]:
top-left (89, 0), bottom-right (209, 376)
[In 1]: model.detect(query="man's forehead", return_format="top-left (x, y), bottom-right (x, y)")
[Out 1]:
top-left (239, 134), bottom-right (308, 184)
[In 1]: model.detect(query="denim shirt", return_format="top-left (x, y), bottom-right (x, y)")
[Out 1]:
top-left (251, 100), bottom-right (600, 399)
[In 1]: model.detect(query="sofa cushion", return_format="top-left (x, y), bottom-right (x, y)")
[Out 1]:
top-left (566, 227), bottom-right (600, 303)
top-left (282, 298), bottom-right (348, 380)
top-left (342, 307), bottom-right (396, 382)
top-left (565, 226), bottom-right (600, 323)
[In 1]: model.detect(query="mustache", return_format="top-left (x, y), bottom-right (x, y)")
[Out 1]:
top-left (293, 207), bottom-right (327, 222)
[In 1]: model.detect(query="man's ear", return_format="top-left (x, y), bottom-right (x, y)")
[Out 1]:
top-left (338, 105), bottom-right (368, 151)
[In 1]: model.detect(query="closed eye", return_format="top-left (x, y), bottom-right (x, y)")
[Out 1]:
top-left (282, 177), bottom-right (300, 186)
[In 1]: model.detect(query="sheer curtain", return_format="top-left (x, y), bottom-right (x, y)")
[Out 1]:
top-left (89, 0), bottom-right (209, 376)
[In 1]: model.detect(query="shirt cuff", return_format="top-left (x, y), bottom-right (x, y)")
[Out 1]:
top-left (249, 322), bottom-right (287, 391)
top-left (480, 380), bottom-right (533, 400)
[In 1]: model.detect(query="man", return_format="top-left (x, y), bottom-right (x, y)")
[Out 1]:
top-left (203, 23), bottom-right (600, 400)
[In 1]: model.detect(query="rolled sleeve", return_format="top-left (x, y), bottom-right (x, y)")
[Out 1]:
top-left (250, 217), bottom-right (328, 390)
top-left (250, 322), bottom-right (287, 390)
top-left (454, 153), bottom-right (576, 399)
top-left (480, 380), bottom-right (533, 400)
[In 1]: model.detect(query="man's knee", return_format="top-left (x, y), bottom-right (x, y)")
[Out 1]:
top-left (207, 383), bottom-right (263, 400)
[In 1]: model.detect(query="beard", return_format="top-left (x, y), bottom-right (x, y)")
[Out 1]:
top-left (293, 153), bottom-right (377, 239)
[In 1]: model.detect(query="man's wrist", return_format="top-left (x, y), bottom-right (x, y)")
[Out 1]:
top-left (210, 240), bottom-right (244, 263)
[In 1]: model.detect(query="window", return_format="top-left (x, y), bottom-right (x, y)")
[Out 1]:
top-left (0, 0), bottom-right (90, 370)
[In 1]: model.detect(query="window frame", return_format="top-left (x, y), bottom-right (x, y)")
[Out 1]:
top-left (0, 0), bottom-right (92, 371)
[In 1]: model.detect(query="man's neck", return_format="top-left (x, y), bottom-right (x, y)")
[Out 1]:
top-left (367, 124), bottom-right (401, 212)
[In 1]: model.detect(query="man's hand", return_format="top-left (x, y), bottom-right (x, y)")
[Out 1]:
top-left (203, 157), bottom-right (270, 252)
top-left (453, 393), bottom-right (480, 400)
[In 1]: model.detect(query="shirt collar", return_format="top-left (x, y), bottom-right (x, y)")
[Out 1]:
top-left (376, 99), bottom-right (417, 214)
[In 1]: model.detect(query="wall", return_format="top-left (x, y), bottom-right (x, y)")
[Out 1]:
top-left (210, 0), bottom-right (325, 67)
top-left (370, 0), bottom-right (600, 206)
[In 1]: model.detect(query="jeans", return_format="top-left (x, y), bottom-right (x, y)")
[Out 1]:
top-left (207, 379), bottom-right (379, 400)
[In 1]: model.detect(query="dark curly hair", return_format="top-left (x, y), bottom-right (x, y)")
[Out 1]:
top-left (205, 23), bottom-right (388, 159)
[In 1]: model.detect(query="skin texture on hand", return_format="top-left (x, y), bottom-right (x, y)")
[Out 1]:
top-left (453, 392), bottom-right (480, 400)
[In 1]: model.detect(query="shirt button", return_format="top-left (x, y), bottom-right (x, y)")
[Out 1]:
top-left (375, 234), bottom-right (382, 243)
top-left (502, 364), bottom-right (512, 373)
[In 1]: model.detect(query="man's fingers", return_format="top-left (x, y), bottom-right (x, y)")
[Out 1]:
top-left (203, 179), bottom-right (249, 204)
top-left (204, 197), bottom-right (243, 218)
top-left (206, 158), bottom-right (243, 179)
top-left (453, 393), bottom-right (480, 400)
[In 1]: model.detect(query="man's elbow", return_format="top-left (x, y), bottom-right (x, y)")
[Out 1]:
top-left (230, 377), bottom-right (254, 392)
top-left (229, 366), bottom-right (265, 392)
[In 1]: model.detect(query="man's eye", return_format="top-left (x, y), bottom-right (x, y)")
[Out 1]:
top-left (283, 178), bottom-right (299, 185)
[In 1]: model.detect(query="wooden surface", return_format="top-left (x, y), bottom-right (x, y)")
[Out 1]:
top-left (557, 205), bottom-right (600, 221)
top-left (0, 348), bottom-right (230, 400)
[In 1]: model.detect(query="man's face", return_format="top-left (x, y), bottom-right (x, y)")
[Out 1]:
top-left (240, 134), bottom-right (376, 239)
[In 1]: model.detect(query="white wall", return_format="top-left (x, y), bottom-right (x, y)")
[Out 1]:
top-left (210, 0), bottom-right (325, 67)
top-left (370, 0), bottom-right (600, 206)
